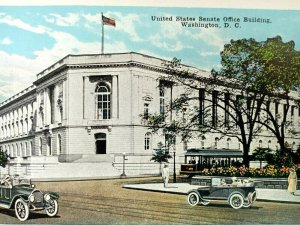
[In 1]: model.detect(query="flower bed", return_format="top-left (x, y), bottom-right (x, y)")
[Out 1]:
top-left (200, 165), bottom-right (298, 178)
top-left (190, 176), bottom-right (300, 189)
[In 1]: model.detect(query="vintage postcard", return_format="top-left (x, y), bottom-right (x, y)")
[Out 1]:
top-left (0, 0), bottom-right (299, 224)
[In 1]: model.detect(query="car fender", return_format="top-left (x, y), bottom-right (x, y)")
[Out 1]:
top-left (9, 195), bottom-right (29, 209)
top-left (187, 189), bottom-right (204, 200)
top-left (46, 191), bottom-right (59, 200)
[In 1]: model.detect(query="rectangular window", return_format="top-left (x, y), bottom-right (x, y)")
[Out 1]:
top-left (235, 95), bottom-right (243, 124)
top-left (199, 89), bottom-right (205, 125)
top-left (165, 134), bottom-right (176, 150)
top-left (159, 86), bottom-right (165, 116)
top-left (224, 93), bottom-right (230, 128)
top-left (49, 86), bottom-right (55, 124)
top-left (266, 101), bottom-right (271, 124)
top-left (291, 106), bottom-right (295, 117)
top-left (212, 91), bottom-right (218, 127)
top-left (144, 134), bottom-right (150, 150)
top-left (144, 103), bottom-right (149, 120)
top-left (275, 102), bottom-right (279, 115)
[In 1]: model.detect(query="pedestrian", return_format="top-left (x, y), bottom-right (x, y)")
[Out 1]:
top-left (162, 163), bottom-right (170, 188)
top-left (288, 167), bottom-right (297, 195)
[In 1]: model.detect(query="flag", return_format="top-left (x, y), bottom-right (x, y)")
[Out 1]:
top-left (102, 15), bottom-right (116, 27)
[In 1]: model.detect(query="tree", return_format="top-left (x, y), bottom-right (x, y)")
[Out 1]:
top-left (0, 147), bottom-right (9, 168)
top-left (150, 142), bottom-right (172, 163)
top-left (147, 36), bottom-right (300, 167)
top-left (252, 147), bottom-right (275, 168)
top-left (252, 36), bottom-right (300, 152)
top-left (150, 142), bottom-right (172, 174)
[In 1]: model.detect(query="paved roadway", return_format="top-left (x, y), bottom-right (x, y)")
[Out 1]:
top-left (0, 177), bottom-right (300, 224)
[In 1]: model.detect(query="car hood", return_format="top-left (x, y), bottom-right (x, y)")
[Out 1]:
top-left (13, 184), bottom-right (36, 196)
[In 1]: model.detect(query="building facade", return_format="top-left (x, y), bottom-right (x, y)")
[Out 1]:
top-left (0, 52), bottom-right (299, 178)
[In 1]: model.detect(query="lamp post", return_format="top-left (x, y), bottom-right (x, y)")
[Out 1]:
top-left (173, 150), bottom-right (176, 183)
top-left (120, 152), bottom-right (127, 178)
top-left (169, 144), bottom-right (176, 183)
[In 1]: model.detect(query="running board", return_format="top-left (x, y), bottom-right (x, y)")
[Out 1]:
top-left (0, 202), bottom-right (10, 209)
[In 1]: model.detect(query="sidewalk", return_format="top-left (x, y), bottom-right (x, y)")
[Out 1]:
top-left (123, 183), bottom-right (300, 204)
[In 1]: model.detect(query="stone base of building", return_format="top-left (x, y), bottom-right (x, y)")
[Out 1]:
top-left (0, 153), bottom-right (180, 180)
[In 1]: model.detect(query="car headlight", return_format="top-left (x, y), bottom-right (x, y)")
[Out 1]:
top-left (44, 194), bottom-right (51, 202)
top-left (29, 195), bottom-right (35, 202)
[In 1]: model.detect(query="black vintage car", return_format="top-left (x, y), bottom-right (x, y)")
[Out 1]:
top-left (187, 178), bottom-right (257, 209)
top-left (0, 174), bottom-right (59, 221)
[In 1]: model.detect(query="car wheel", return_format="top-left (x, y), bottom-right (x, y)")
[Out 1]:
top-left (15, 198), bottom-right (29, 221)
top-left (187, 192), bottom-right (199, 206)
top-left (200, 200), bottom-right (210, 206)
top-left (229, 193), bottom-right (244, 209)
top-left (45, 199), bottom-right (58, 217)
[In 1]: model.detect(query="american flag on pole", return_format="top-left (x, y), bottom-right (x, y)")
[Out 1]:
top-left (102, 15), bottom-right (116, 26)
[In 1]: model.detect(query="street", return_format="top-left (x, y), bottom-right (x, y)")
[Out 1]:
top-left (0, 177), bottom-right (300, 224)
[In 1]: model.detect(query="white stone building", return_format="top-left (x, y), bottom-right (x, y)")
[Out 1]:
top-left (0, 52), bottom-right (299, 179)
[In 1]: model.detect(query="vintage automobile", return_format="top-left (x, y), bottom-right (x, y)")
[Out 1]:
top-left (187, 178), bottom-right (257, 209)
top-left (0, 174), bottom-right (59, 221)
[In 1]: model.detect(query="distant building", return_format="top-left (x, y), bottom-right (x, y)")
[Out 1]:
top-left (0, 52), bottom-right (299, 178)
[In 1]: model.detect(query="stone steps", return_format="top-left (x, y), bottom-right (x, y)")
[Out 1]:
top-left (30, 162), bottom-right (122, 180)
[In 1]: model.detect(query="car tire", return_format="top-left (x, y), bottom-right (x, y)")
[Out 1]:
top-left (45, 199), bottom-right (59, 217)
top-left (229, 193), bottom-right (244, 209)
top-left (187, 192), bottom-right (200, 206)
top-left (15, 198), bottom-right (29, 221)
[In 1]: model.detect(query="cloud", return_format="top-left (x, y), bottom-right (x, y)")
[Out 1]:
top-left (190, 29), bottom-right (225, 50)
top-left (0, 51), bottom-right (38, 99)
top-left (0, 13), bottom-right (130, 101)
top-left (82, 12), bottom-right (143, 42)
top-left (0, 13), bottom-right (47, 34)
top-left (199, 51), bottom-right (220, 56)
top-left (148, 14), bottom-right (188, 52)
top-left (44, 13), bottom-right (80, 27)
top-left (149, 33), bottom-right (184, 52)
top-left (0, 37), bottom-right (13, 45)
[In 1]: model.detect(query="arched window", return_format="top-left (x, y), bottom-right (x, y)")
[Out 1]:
top-left (214, 137), bottom-right (219, 148)
top-left (47, 137), bottom-right (52, 156)
top-left (30, 141), bottom-right (33, 156)
top-left (57, 134), bottom-right (62, 155)
top-left (13, 144), bottom-right (17, 157)
top-left (226, 138), bottom-right (232, 149)
top-left (23, 142), bottom-right (26, 157)
top-left (10, 144), bottom-right (13, 157)
top-left (17, 143), bottom-right (21, 157)
top-left (159, 86), bottom-right (165, 116)
top-left (144, 133), bottom-right (152, 150)
top-left (201, 135), bottom-right (206, 148)
top-left (268, 140), bottom-right (271, 149)
top-left (95, 82), bottom-right (111, 120)
top-left (259, 140), bottom-right (262, 148)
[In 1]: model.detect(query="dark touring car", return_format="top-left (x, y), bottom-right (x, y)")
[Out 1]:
top-left (187, 177), bottom-right (257, 209)
top-left (0, 175), bottom-right (59, 221)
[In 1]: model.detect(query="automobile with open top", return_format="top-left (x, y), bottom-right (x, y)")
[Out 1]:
top-left (0, 174), bottom-right (59, 221)
top-left (187, 177), bottom-right (257, 209)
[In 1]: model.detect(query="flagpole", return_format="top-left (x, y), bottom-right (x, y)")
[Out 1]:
top-left (101, 12), bottom-right (104, 54)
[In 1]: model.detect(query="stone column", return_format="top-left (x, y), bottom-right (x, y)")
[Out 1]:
top-left (112, 75), bottom-right (118, 119)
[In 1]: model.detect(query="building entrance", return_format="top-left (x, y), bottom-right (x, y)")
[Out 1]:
top-left (95, 133), bottom-right (106, 154)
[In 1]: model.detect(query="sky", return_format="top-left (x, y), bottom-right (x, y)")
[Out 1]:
top-left (0, 5), bottom-right (300, 102)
